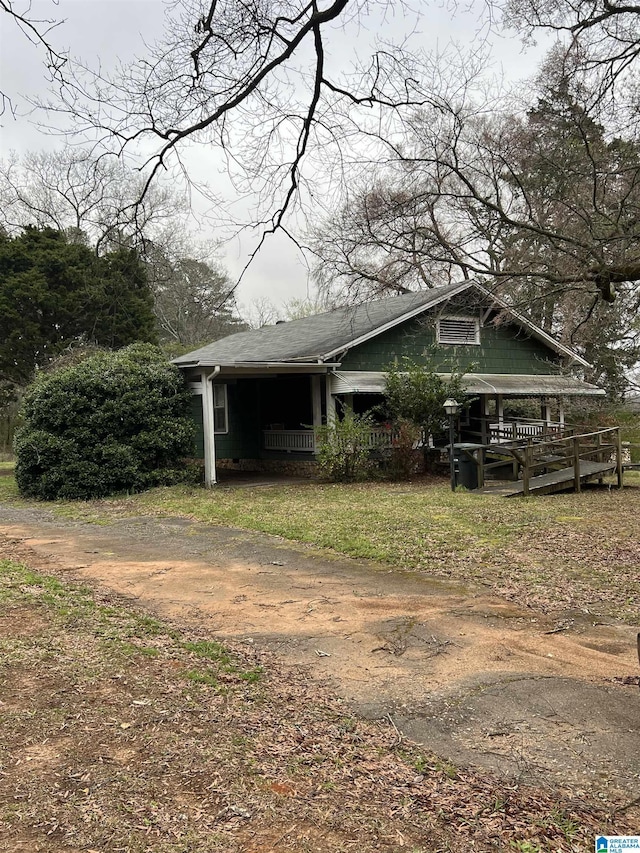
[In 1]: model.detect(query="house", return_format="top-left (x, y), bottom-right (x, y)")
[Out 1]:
top-left (173, 281), bottom-right (605, 485)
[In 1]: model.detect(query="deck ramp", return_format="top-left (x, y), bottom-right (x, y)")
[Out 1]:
top-left (477, 460), bottom-right (617, 497)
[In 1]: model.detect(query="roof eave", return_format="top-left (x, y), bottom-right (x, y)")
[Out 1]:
top-left (472, 283), bottom-right (593, 369)
top-left (174, 360), bottom-right (342, 370)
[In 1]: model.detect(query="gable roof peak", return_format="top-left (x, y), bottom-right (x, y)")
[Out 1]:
top-left (172, 283), bottom-right (469, 367)
top-left (171, 279), bottom-right (590, 370)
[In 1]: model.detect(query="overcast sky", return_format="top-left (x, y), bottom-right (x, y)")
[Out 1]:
top-left (0, 0), bottom-right (549, 311)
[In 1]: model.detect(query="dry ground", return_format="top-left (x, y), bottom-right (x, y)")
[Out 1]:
top-left (0, 545), bottom-right (633, 853)
top-left (1, 497), bottom-right (639, 852)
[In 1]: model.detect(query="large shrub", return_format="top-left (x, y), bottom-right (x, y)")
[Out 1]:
top-left (15, 344), bottom-right (195, 500)
top-left (385, 417), bottom-right (423, 480)
top-left (315, 409), bottom-right (376, 482)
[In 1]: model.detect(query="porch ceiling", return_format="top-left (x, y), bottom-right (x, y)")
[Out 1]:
top-left (330, 371), bottom-right (606, 397)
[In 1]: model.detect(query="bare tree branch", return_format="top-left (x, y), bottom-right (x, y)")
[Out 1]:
top-left (33, 0), bottom-right (440, 286)
top-left (0, 0), bottom-right (68, 114)
top-left (309, 62), bottom-right (640, 391)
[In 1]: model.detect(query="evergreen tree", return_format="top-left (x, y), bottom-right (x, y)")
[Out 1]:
top-left (0, 227), bottom-right (157, 398)
top-left (502, 81), bottom-right (640, 395)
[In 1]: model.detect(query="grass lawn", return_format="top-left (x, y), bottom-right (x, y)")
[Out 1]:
top-left (1, 466), bottom-right (639, 620)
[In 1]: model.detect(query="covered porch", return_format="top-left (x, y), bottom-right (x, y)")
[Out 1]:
top-left (189, 367), bottom-right (331, 485)
top-left (190, 367), bottom-right (605, 485)
top-left (332, 370), bottom-right (604, 440)
top-left (261, 419), bottom-right (569, 454)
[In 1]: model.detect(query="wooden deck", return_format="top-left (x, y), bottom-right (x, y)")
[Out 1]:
top-left (469, 426), bottom-right (624, 496)
top-left (477, 459), bottom-right (618, 497)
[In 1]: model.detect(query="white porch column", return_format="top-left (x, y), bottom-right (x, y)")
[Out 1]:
top-left (541, 397), bottom-right (552, 426)
top-left (325, 373), bottom-right (336, 425)
top-left (311, 375), bottom-right (322, 450)
top-left (201, 369), bottom-right (218, 487)
top-left (558, 398), bottom-right (565, 428)
top-left (496, 394), bottom-right (504, 427)
top-left (481, 395), bottom-right (490, 444)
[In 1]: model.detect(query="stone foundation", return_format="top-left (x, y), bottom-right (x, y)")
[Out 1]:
top-left (216, 458), bottom-right (319, 478)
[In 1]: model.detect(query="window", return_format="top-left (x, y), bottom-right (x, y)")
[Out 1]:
top-left (213, 384), bottom-right (228, 433)
top-left (437, 316), bottom-right (480, 345)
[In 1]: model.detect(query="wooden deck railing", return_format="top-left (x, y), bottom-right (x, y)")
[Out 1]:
top-left (475, 426), bottom-right (623, 493)
top-left (487, 419), bottom-right (567, 443)
top-left (463, 418), bottom-right (570, 449)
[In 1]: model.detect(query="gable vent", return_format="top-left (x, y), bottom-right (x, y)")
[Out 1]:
top-left (437, 316), bottom-right (480, 345)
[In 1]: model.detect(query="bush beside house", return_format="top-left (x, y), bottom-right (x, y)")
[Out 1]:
top-left (15, 344), bottom-right (195, 500)
top-left (314, 409), bottom-right (377, 482)
top-left (314, 361), bottom-right (470, 483)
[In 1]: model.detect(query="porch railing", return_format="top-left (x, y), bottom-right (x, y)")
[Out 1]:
top-left (262, 430), bottom-right (316, 452)
top-left (263, 420), bottom-right (571, 454)
top-left (487, 419), bottom-right (567, 444)
top-left (366, 427), bottom-right (397, 448)
top-left (262, 427), bottom-right (402, 453)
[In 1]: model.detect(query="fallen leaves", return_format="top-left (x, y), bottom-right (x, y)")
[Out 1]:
top-left (2, 551), bottom-right (634, 853)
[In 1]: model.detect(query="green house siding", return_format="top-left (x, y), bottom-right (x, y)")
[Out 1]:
top-left (190, 395), bottom-right (204, 458)
top-left (216, 380), bottom-right (262, 459)
top-left (338, 316), bottom-right (561, 374)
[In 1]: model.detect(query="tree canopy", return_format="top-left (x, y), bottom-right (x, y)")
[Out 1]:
top-left (502, 0), bottom-right (640, 117)
top-left (313, 66), bottom-right (640, 299)
top-left (309, 69), bottom-right (640, 394)
top-left (34, 0), bottom-right (437, 283)
top-left (0, 148), bottom-right (186, 253)
top-left (6, 1), bottom-right (640, 268)
top-left (0, 227), bottom-right (157, 396)
top-left (153, 256), bottom-right (248, 349)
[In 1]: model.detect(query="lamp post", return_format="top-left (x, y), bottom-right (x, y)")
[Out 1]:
top-left (444, 398), bottom-right (460, 492)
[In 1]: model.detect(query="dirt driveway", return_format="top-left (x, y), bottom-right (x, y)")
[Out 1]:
top-left (0, 502), bottom-right (638, 804)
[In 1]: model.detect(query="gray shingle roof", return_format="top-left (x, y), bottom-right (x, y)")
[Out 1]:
top-left (172, 281), bottom-right (593, 370)
top-left (172, 284), bottom-right (466, 367)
